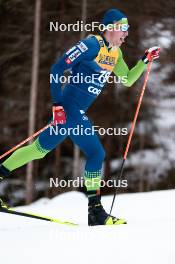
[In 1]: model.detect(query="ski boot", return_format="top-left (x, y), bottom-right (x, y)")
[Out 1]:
top-left (0, 198), bottom-right (9, 210)
top-left (88, 195), bottom-right (127, 226)
top-left (0, 164), bottom-right (10, 210)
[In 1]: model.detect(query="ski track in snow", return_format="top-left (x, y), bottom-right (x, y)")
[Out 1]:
top-left (0, 190), bottom-right (175, 264)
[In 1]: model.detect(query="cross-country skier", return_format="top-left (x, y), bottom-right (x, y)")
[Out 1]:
top-left (0, 9), bottom-right (160, 225)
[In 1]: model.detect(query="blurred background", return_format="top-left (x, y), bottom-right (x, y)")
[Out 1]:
top-left (0, 0), bottom-right (175, 206)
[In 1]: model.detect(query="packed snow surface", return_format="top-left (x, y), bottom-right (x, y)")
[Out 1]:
top-left (0, 190), bottom-right (175, 264)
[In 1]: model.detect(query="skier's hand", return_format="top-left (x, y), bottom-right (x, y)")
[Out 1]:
top-left (142, 46), bottom-right (160, 64)
top-left (52, 104), bottom-right (66, 125)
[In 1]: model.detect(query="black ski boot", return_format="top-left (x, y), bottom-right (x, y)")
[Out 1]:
top-left (88, 195), bottom-right (127, 226)
top-left (0, 164), bottom-right (10, 209)
top-left (0, 198), bottom-right (8, 210)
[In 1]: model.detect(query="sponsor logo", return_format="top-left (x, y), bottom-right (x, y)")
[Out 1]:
top-left (77, 42), bottom-right (88, 52)
top-left (99, 40), bottom-right (104, 47)
top-left (66, 46), bottom-right (76, 55)
top-left (88, 86), bottom-right (101, 95)
top-left (68, 49), bottom-right (81, 62)
top-left (65, 58), bottom-right (72, 64)
top-left (98, 54), bottom-right (116, 66)
top-left (80, 110), bottom-right (88, 120)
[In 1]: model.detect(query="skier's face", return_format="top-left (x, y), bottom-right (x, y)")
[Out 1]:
top-left (106, 22), bottom-right (129, 47)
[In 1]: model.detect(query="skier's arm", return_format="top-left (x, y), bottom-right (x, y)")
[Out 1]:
top-left (113, 48), bottom-right (147, 87)
top-left (50, 36), bottom-right (100, 104)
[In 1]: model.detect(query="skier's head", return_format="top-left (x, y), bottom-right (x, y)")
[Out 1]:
top-left (101, 9), bottom-right (129, 47)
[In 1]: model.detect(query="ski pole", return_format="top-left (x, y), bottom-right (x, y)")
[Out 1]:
top-left (0, 123), bottom-right (52, 160)
top-left (110, 61), bottom-right (153, 214)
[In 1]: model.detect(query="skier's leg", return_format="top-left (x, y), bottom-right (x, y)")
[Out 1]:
top-left (0, 122), bottom-right (68, 174)
top-left (0, 120), bottom-right (68, 208)
top-left (68, 109), bottom-right (104, 193)
top-left (69, 109), bottom-right (126, 225)
top-left (1, 139), bottom-right (49, 172)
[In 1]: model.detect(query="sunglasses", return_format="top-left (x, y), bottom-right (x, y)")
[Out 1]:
top-left (119, 24), bottom-right (129, 32)
top-left (106, 23), bottom-right (129, 32)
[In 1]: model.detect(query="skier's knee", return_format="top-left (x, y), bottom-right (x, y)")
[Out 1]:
top-left (36, 151), bottom-right (47, 159)
top-left (97, 147), bottom-right (106, 163)
top-left (32, 139), bottom-right (50, 159)
top-left (90, 146), bottom-right (106, 164)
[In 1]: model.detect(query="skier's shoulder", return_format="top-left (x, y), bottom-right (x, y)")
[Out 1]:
top-left (63, 35), bottom-right (100, 62)
top-left (77, 34), bottom-right (101, 57)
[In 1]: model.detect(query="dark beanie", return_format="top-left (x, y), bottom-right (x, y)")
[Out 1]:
top-left (102, 9), bottom-right (127, 26)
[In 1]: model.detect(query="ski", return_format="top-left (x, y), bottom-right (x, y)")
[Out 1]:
top-left (0, 207), bottom-right (78, 226)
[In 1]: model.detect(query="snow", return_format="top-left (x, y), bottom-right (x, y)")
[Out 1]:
top-left (141, 19), bottom-right (175, 50)
top-left (111, 148), bottom-right (170, 182)
top-left (141, 20), bottom-right (175, 165)
top-left (0, 190), bottom-right (175, 264)
top-left (140, 19), bottom-right (175, 163)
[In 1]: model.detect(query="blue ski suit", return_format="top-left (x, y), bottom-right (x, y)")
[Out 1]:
top-left (38, 34), bottom-right (146, 173)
